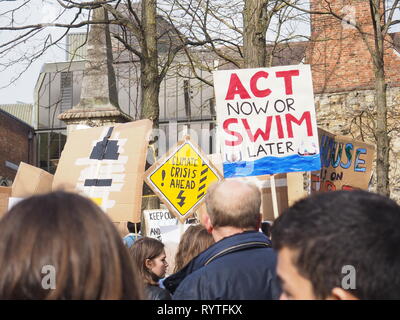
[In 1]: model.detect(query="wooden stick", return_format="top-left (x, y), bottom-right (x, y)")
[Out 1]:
top-left (179, 219), bottom-right (185, 237)
top-left (270, 175), bottom-right (279, 219)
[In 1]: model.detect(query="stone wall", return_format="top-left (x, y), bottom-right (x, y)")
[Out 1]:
top-left (314, 86), bottom-right (400, 201)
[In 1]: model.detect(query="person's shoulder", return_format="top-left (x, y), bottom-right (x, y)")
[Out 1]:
top-left (172, 263), bottom-right (218, 299)
top-left (146, 285), bottom-right (172, 300)
top-left (122, 234), bottom-right (134, 246)
top-left (205, 245), bottom-right (277, 273)
top-left (123, 233), bottom-right (142, 247)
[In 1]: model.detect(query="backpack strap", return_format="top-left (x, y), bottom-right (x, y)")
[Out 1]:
top-left (204, 241), bottom-right (271, 266)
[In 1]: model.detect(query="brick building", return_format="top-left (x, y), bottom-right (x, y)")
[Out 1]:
top-left (308, 0), bottom-right (400, 93)
top-left (306, 0), bottom-right (400, 200)
top-left (0, 108), bottom-right (35, 184)
top-left (12, 0), bottom-right (399, 198)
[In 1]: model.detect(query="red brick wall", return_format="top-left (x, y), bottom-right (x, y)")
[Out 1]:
top-left (307, 0), bottom-right (400, 94)
top-left (0, 111), bottom-right (35, 181)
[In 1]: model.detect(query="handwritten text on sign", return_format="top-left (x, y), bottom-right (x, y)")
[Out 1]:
top-left (213, 65), bottom-right (321, 178)
top-left (144, 209), bottom-right (197, 242)
top-left (311, 128), bottom-right (374, 192)
top-left (145, 140), bottom-right (222, 221)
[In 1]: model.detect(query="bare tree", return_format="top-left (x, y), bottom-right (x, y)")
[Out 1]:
top-left (161, 0), bottom-right (307, 86)
top-left (243, 0), bottom-right (288, 68)
top-left (280, 0), bottom-right (400, 197)
top-left (0, 0), bottom-right (209, 130)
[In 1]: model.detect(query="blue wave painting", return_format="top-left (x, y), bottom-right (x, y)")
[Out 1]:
top-left (223, 154), bottom-right (321, 178)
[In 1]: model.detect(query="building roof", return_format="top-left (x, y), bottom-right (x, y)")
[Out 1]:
top-left (0, 104), bottom-right (34, 127)
top-left (267, 41), bottom-right (308, 66)
top-left (66, 33), bottom-right (88, 61)
top-left (213, 40), bottom-right (308, 70)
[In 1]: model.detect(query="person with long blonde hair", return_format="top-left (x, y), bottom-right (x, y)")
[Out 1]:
top-left (163, 224), bottom-right (214, 294)
top-left (173, 224), bottom-right (215, 273)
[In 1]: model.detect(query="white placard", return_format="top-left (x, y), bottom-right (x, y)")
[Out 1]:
top-left (213, 65), bottom-right (321, 178)
top-left (144, 209), bottom-right (197, 242)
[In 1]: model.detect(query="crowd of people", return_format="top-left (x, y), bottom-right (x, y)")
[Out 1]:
top-left (0, 179), bottom-right (399, 300)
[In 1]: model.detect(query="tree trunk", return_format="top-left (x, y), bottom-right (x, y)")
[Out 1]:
top-left (371, 0), bottom-right (390, 197)
top-left (140, 0), bottom-right (160, 130)
top-left (374, 60), bottom-right (390, 196)
top-left (141, 63), bottom-right (160, 129)
top-left (243, 0), bottom-right (268, 68)
top-left (140, 0), bottom-right (160, 210)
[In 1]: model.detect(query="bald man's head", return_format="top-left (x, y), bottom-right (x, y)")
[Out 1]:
top-left (205, 180), bottom-right (261, 229)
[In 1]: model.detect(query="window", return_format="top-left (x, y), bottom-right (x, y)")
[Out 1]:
top-left (60, 72), bottom-right (73, 113)
top-left (38, 131), bottom-right (67, 174)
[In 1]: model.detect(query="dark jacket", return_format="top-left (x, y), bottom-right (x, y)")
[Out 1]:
top-left (146, 284), bottom-right (172, 300)
top-left (164, 231), bottom-right (281, 300)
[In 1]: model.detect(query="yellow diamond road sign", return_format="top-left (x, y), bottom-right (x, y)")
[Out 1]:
top-left (144, 139), bottom-right (222, 221)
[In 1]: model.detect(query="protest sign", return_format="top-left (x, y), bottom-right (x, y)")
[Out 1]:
top-left (0, 187), bottom-right (11, 217)
top-left (311, 128), bottom-right (375, 192)
top-left (143, 209), bottom-right (196, 242)
top-left (12, 162), bottom-right (53, 198)
top-left (204, 154), bottom-right (307, 220)
top-left (52, 120), bottom-right (152, 223)
top-left (144, 209), bottom-right (177, 241)
top-left (6, 162), bottom-right (54, 212)
top-left (144, 137), bottom-right (223, 222)
top-left (213, 65), bottom-right (320, 178)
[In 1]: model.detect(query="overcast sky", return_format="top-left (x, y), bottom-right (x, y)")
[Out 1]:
top-left (0, 0), bottom-right (398, 105)
top-left (0, 0), bottom-right (84, 105)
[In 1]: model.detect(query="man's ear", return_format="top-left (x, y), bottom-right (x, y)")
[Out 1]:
top-left (329, 287), bottom-right (359, 300)
top-left (203, 212), bottom-right (213, 234)
top-left (198, 203), bottom-right (208, 226)
top-left (256, 214), bottom-right (262, 230)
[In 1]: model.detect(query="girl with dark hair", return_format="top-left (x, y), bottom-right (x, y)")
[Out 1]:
top-left (129, 237), bottom-right (171, 300)
top-left (0, 191), bottom-right (144, 300)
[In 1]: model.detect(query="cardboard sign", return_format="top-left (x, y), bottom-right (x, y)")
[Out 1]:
top-left (311, 128), bottom-right (375, 192)
top-left (144, 137), bottom-right (223, 222)
top-left (213, 65), bottom-right (321, 178)
top-left (7, 197), bottom-right (24, 210)
top-left (0, 163), bottom-right (54, 216)
top-left (53, 120), bottom-right (152, 222)
top-left (0, 186), bottom-right (11, 217)
top-left (12, 162), bottom-right (54, 197)
top-left (205, 154), bottom-right (290, 220)
top-left (144, 209), bottom-right (176, 241)
top-left (143, 209), bottom-right (196, 242)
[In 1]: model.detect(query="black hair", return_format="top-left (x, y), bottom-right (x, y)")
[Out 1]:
top-left (261, 221), bottom-right (271, 238)
top-left (271, 190), bottom-right (400, 300)
top-left (127, 222), bottom-right (141, 234)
